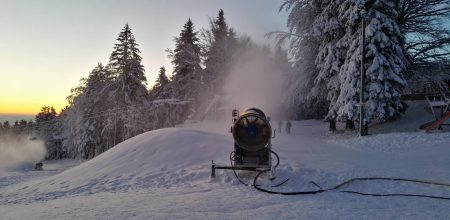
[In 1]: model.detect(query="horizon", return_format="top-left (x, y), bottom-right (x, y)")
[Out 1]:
top-left (0, 0), bottom-right (288, 115)
top-left (0, 113), bottom-right (34, 124)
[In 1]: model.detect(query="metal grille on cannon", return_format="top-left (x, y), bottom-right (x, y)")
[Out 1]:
top-left (211, 108), bottom-right (273, 178)
top-left (232, 108), bottom-right (272, 168)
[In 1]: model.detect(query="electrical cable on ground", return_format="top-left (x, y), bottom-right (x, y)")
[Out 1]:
top-left (229, 149), bottom-right (289, 187)
top-left (269, 149), bottom-right (280, 169)
top-left (229, 151), bottom-right (249, 186)
top-left (228, 149), bottom-right (450, 201)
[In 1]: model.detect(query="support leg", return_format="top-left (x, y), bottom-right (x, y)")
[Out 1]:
top-left (211, 160), bottom-right (216, 178)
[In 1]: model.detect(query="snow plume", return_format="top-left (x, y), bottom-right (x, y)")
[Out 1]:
top-left (0, 136), bottom-right (47, 169)
top-left (222, 45), bottom-right (287, 119)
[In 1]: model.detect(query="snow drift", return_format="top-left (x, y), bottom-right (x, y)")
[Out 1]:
top-left (2, 128), bottom-right (235, 201)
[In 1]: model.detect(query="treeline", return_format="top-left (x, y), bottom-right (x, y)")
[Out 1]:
top-left (17, 0), bottom-right (447, 159)
top-left (0, 120), bottom-right (33, 138)
top-left (30, 10), bottom-right (292, 159)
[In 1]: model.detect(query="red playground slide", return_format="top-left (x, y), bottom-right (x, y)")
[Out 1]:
top-left (422, 111), bottom-right (450, 131)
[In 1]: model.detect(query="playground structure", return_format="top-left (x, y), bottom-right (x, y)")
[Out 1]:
top-left (420, 93), bottom-right (450, 131)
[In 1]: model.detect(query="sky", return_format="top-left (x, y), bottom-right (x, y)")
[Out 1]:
top-left (0, 0), bottom-right (288, 115)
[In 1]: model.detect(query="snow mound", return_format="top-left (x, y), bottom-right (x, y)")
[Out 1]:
top-left (2, 128), bottom-right (235, 203)
top-left (3, 120), bottom-right (450, 219)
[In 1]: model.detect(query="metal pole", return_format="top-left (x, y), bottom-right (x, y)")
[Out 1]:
top-left (360, 15), bottom-right (368, 136)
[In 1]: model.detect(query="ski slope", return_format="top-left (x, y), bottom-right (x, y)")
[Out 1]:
top-left (1, 103), bottom-right (450, 219)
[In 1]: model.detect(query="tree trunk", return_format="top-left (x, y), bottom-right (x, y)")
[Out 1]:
top-left (329, 119), bottom-right (336, 132)
top-left (346, 119), bottom-right (355, 130)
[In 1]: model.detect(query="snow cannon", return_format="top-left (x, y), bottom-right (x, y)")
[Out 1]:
top-left (211, 108), bottom-right (274, 178)
top-left (232, 108), bottom-right (272, 166)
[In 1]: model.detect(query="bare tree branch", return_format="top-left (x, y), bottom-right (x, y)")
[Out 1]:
top-left (396, 0), bottom-right (450, 62)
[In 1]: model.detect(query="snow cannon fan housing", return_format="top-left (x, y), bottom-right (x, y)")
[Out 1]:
top-left (231, 108), bottom-right (272, 168)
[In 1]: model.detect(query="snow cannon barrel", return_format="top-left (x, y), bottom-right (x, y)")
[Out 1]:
top-left (210, 108), bottom-right (272, 177)
top-left (232, 108), bottom-right (272, 151)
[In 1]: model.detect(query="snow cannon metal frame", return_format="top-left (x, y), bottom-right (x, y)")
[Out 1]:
top-left (211, 108), bottom-right (273, 178)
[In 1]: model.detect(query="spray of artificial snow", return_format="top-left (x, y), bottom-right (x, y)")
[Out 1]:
top-left (222, 46), bottom-right (285, 119)
top-left (0, 136), bottom-right (47, 169)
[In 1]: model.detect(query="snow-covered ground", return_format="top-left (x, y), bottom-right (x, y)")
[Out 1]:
top-left (1, 102), bottom-right (450, 219)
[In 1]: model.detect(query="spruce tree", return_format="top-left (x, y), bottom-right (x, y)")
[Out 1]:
top-left (335, 0), bottom-right (407, 123)
top-left (108, 24), bottom-right (149, 141)
top-left (170, 19), bottom-right (202, 103)
top-left (35, 106), bottom-right (60, 159)
top-left (280, 0), bottom-right (331, 119)
top-left (61, 80), bottom-right (87, 158)
top-left (150, 66), bottom-right (171, 99)
top-left (281, 0), bottom-right (408, 125)
top-left (203, 9), bottom-right (237, 94)
top-left (81, 63), bottom-right (113, 158)
top-left (109, 23), bottom-right (148, 105)
top-left (311, 0), bottom-right (346, 124)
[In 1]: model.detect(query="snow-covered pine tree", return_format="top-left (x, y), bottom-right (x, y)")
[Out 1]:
top-left (61, 64), bottom-right (112, 159)
top-left (203, 9), bottom-right (237, 94)
top-left (279, 0), bottom-right (331, 119)
top-left (311, 0), bottom-right (346, 126)
top-left (169, 19), bottom-right (202, 104)
top-left (150, 66), bottom-right (171, 99)
top-left (108, 24), bottom-right (149, 141)
top-left (80, 64), bottom-right (114, 158)
top-left (335, 0), bottom-right (407, 124)
top-left (15, 120), bottom-right (30, 136)
top-left (61, 79), bottom-right (87, 158)
top-left (281, 0), bottom-right (408, 126)
top-left (35, 106), bottom-right (61, 159)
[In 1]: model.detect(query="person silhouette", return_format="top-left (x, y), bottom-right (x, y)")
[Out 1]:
top-left (278, 120), bottom-right (283, 134)
top-left (285, 120), bottom-right (292, 134)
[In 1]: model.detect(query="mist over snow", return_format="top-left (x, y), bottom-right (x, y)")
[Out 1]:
top-left (0, 136), bottom-right (47, 170)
